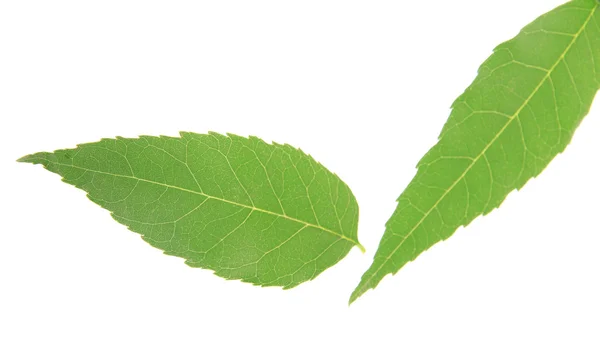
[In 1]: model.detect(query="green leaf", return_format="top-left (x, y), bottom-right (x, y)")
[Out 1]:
top-left (351, 0), bottom-right (600, 303)
top-left (19, 132), bottom-right (363, 289)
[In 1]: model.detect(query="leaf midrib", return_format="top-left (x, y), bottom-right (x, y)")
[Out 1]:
top-left (39, 160), bottom-right (364, 250)
top-left (355, 4), bottom-right (598, 297)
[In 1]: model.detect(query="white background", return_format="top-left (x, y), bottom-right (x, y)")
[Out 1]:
top-left (1, 0), bottom-right (599, 342)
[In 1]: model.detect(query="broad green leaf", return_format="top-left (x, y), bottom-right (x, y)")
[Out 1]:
top-left (351, 0), bottom-right (600, 303)
top-left (19, 132), bottom-right (363, 289)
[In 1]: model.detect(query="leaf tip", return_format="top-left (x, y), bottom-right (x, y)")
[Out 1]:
top-left (17, 151), bottom-right (55, 165)
top-left (349, 271), bottom-right (378, 305)
top-left (16, 155), bottom-right (31, 163)
top-left (17, 153), bottom-right (42, 164)
top-left (348, 289), bottom-right (361, 306)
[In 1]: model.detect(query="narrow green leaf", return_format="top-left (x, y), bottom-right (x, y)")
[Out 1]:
top-left (19, 132), bottom-right (363, 289)
top-left (351, 0), bottom-right (600, 303)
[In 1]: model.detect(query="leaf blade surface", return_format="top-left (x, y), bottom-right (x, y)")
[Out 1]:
top-left (20, 132), bottom-right (363, 289)
top-left (351, 0), bottom-right (600, 303)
